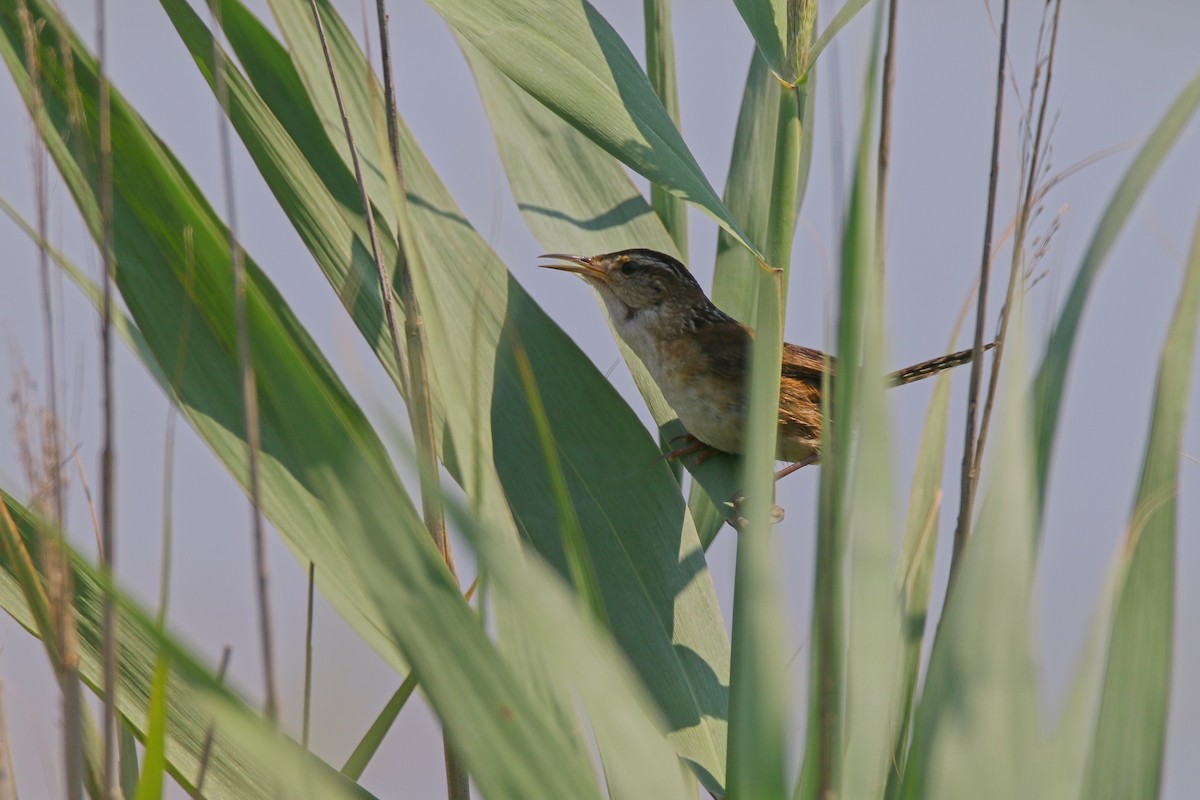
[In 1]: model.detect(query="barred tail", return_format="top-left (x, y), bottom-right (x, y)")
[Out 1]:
top-left (888, 342), bottom-right (996, 387)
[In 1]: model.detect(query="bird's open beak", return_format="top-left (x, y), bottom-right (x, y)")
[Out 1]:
top-left (538, 253), bottom-right (609, 283)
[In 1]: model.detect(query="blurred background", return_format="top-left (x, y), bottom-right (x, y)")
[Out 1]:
top-left (0, 0), bottom-right (1197, 796)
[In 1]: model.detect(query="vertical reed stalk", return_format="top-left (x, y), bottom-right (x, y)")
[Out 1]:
top-left (192, 645), bottom-right (233, 798)
top-left (372, 3), bottom-right (466, 794)
top-left (952, 0), bottom-right (1010, 582)
top-left (0, 683), bottom-right (14, 800)
top-left (309, 1), bottom-right (466, 793)
top-left (302, 561), bottom-right (315, 750)
top-left (972, 0), bottom-right (1063, 480)
top-left (94, 0), bottom-right (119, 793)
top-left (644, 0), bottom-right (687, 257)
top-left (209, 0), bottom-right (280, 722)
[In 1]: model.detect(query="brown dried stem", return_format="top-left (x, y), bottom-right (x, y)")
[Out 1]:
top-left (209, 0), bottom-right (280, 723)
top-left (303, 561), bottom-right (315, 750)
top-left (95, 0), bottom-right (119, 793)
top-left (972, 0), bottom-right (1064, 480)
top-left (370, 2), bottom-right (465, 794)
top-left (951, 0), bottom-right (1010, 582)
top-left (17, 4), bottom-right (86, 795)
top-left (192, 645), bottom-right (233, 798)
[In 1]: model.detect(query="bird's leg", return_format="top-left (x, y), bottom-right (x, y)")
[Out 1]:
top-left (661, 434), bottom-right (719, 463)
top-left (774, 453), bottom-right (819, 481)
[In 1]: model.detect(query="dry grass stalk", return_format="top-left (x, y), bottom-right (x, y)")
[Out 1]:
top-left (209, 0), bottom-right (280, 724)
top-left (9, 367), bottom-right (84, 800)
top-left (951, 0), bottom-right (1012, 581)
top-left (14, 5), bottom-right (87, 795)
top-left (971, 0), bottom-right (1065, 481)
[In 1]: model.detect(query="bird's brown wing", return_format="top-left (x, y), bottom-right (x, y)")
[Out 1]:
top-left (690, 327), bottom-right (829, 453)
top-left (692, 329), bottom-right (835, 382)
top-left (782, 343), bottom-right (833, 382)
top-left (779, 343), bottom-right (830, 451)
top-left (689, 320), bottom-right (753, 381)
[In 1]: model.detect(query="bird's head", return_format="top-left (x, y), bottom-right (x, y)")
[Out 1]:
top-left (538, 249), bottom-right (706, 322)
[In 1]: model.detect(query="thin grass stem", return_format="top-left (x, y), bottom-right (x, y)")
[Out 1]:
top-left (156, 405), bottom-right (177, 617)
top-left (192, 645), bottom-right (233, 798)
top-left (303, 561), bottom-right (315, 750)
top-left (644, 0), bottom-right (687, 257)
top-left (14, 5), bottom-right (78, 796)
top-left (369, 0), bottom-right (456, 577)
top-left (951, 0), bottom-right (1010, 583)
top-left (208, 0), bottom-right (280, 724)
top-left (322, 3), bottom-right (466, 792)
top-left (972, 0), bottom-right (1063, 482)
top-left (97, 0), bottom-right (118, 782)
top-left (339, 579), bottom-right (478, 781)
top-left (0, 682), bottom-right (14, 800)
top-left (0, 500), bottom-right (83, 798)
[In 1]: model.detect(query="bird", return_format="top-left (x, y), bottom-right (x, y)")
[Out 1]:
top-left (540, 248), bottom-right (990, 478)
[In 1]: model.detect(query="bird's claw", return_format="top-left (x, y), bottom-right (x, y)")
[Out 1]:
top-left (726, 492), bottom-right (785, 530)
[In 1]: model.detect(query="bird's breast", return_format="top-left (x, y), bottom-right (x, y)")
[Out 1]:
top-left (633, 332), bottom-right (747, 455)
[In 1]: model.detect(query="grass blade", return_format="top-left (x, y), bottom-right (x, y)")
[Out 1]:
top-left (695, 44), bottom-right (817, 548)
top-left (424, 482), bottom-right (692, 800)
top-left (460, 38), bottom-right (745, 539)
top-left (882, 312), bottom-right (972, 799)
top-left (797, 12), bottom-right (884, 796)
top-left (0, 491), bottom-right (279, 797)
top-left (509, 342), bottom-right (609, 628)
top-left (426, 0), bottom-right (761, 259)
top-left (201, 6), bottom-right (732, 727)
top-left (1, 0), bottom-right (416, 678)
top-left (118, 721), bottom-right (140, 799)
top-left (209, 0), bottom-right (279, 725)
top-left (807, 0), bottom-right (872, 77)
top-left (644, 0), bottom-right (687, 257)
top-left (899, 302), bottom-right (1039, 799)
top-left (732, 0), bottom-right (817, 85)
top-left (0, 6), bottom-right (610, 794)
top-left (132, 655), bottom-right (169, 800)
top-left (726, 75), bottom-right (805, 800)
top-left (1031, 68), bottom-right (1200, 513)
top-left (1080, 208), bottom-right (1200, 800)
top-left (96, 0), bottom-right (119, 789)
top-left (712, 47), bottom-right (794, 326)
top-left (840, 33), bottom-right (900, 800)
top-left (340, 672), bottom-right (418, 781)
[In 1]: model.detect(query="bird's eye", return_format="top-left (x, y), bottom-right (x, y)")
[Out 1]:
top-left (620, 261), bottom-right (638, 275)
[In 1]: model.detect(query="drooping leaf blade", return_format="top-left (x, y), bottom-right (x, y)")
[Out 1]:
top-left (644, 0), bottom-right (688, 257)
top-left (0, 4), bottom-right (611, 795)
top-left (425, 0), bottom-right (762, 260)
top-left (899, 298), bottom-right (1040, 799)
top-left (883, 331), bottom-right (964, 799)
top-left (1080, 208), bottom-right (1200, 800)
top-left (1031, 68), bottom-right (1200, 515)
top-left (0, 490), bottom-right (311, 798)
top-left (460, 37), bottom-right (745, 543)
top-left (164, 0), bottom-right (734, 787)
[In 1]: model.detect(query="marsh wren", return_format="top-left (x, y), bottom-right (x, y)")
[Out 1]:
top-left (540, 249), bottom-right (988, 474)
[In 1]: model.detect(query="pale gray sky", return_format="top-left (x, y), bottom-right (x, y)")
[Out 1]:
top-left (1, 1), bottom-right (1197, 797)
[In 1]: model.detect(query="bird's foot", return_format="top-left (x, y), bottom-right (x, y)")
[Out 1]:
top-left (726, 492), bottom-right (785, 531)
top-left (724, 455), bottom-right (818, 529)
